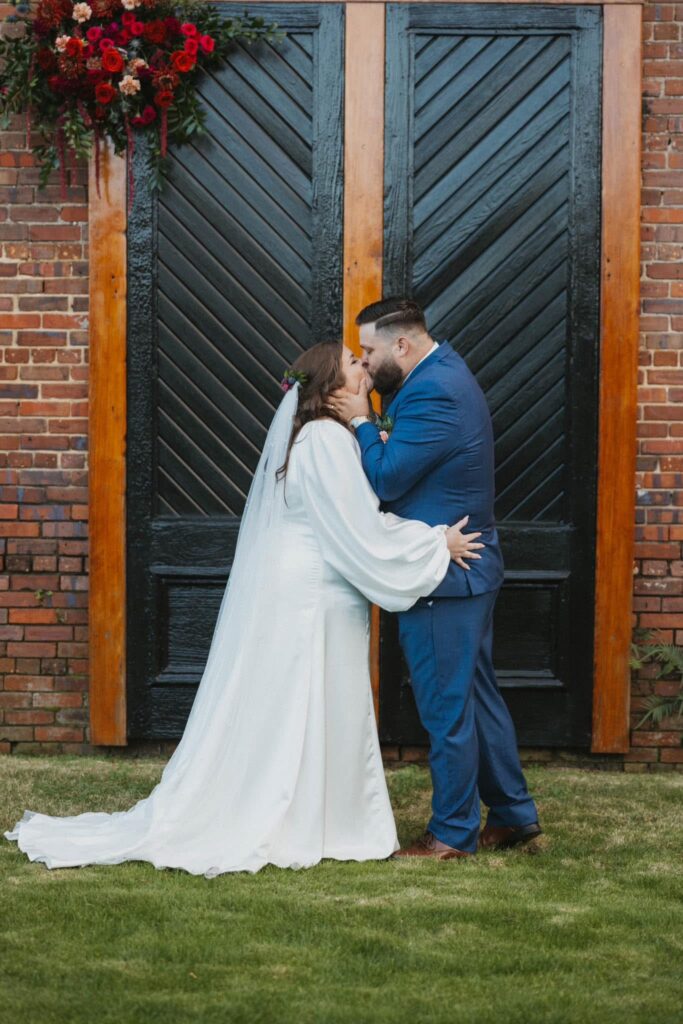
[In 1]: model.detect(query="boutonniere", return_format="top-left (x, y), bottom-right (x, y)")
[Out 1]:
top-left (376, 414), bottom-right (394, 442)
top-left (376, 414), bottom-right (394, 434)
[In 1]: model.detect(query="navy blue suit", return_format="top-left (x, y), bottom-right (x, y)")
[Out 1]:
top-left (356, 342), bottom-right (537, 851)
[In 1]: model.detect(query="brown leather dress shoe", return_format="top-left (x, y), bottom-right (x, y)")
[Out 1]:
top-left (391, 831), bottom-right (474, 860)
top-left (478, 821), bottom-right (543, 850)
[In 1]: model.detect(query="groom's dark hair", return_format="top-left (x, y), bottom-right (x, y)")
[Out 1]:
top-left (355, 297), bottom-right (427, 335)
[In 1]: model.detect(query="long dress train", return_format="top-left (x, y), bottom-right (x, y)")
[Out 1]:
top-left (4, 417), bottom-right (450, 876)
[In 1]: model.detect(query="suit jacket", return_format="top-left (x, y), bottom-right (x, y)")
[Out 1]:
top-left (355, 341), bottom-right (504, 598)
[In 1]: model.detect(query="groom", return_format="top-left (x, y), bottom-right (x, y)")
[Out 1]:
top-left (329, 298), bottom-right (541, 858)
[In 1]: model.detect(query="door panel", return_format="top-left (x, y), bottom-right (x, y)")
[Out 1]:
top-left (126, 4), bottom-right (344, 738)
top-left (380, 4), bottom-right (602, 747)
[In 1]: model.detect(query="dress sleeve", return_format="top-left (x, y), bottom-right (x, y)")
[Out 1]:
top-left (295, 420), bottom-right (451, 612)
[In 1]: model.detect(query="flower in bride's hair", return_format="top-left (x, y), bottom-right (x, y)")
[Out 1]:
top-left (280, 369), bottom-right (308, 392)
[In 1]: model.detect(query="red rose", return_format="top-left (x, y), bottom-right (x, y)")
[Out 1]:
top-left (131, 20), bottom-right (145, 36)
top-left (141, 104), bottom-right (157, 124)
top-left (183, 38), bottom-right (198, 56)
top-left (199, 34), bottom-right (215, 54)
top-left (95, 82), bottom-right (116, 104)
top-left (65, 38), bottom-right (84, 58)
top-left (48, 74), bottom-right (62, 92)
top-left (37, 48), bottom-right (56, 71)
top-left (87, 26), bottom-right (103, 42)
top-left (171, 51), bottom-right (196, 73)
top-left (102, 48), bottom-right (125, 73)
top-left (180, 22), bottom-right (197, 37)
top-left (99, 38), bottom-right (114, 50)
top-left (118, 29), bottom-right (131, 44)
top-left (154, 89), bottom-right (174, 108)
top-left (121, 12), bottom-right (135, 26)
top-left (143, 20), bottom-right (166, 44)
top-left (164, 16), bottom-right (181, 34)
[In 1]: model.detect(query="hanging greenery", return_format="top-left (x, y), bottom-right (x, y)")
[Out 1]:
top-left (0, 0), bottom-right (281, 203)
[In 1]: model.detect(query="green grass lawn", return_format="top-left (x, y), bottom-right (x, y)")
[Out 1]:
top-left (1, 757), bottom-right (682, 1024)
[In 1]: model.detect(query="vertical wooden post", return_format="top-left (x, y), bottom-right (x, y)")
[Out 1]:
top-left (88, 143), bottom-right (128, 745)
top-left (343, 2), bottom-right (386, 719)
top-left (343, 4), bottom-right (385, 342)
top-left (592, 5), bottom-right (642, 753)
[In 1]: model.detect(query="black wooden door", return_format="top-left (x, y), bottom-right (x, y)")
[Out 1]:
top-left (126, 4), bottom-right (344, 738)
top-left (379, 5), bottom-right (602, 747)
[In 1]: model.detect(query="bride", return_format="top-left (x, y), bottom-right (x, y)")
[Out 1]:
top-left (5, 340), bottom-right (481, 877)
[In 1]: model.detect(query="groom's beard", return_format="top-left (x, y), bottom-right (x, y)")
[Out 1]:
top-left (369, 356), bottom-right (404, 396)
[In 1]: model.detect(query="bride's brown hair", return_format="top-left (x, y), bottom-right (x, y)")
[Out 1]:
top-left (277, 340), bottom-right (350, 480)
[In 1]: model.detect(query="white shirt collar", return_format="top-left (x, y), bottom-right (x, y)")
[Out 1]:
top-left (400, 341), bottom-right (440, 387)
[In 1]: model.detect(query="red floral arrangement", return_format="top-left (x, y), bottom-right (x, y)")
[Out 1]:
top-left (0, 0), bottom-right (280, 204)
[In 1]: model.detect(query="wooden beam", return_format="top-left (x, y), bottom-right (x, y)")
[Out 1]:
top-left (592, 6), bottom-right (642, 753)
top-left (343, 2), bottom-right (385, 719)
top-left (88, 142), bottom-right (128, 746)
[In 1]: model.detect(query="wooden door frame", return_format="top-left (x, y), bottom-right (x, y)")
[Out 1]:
top-left (89, 0), bottom-right (642, 752)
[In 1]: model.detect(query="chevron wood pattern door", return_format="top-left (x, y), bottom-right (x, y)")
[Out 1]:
top-left (125, 1), bottom-right (605, 747)
top-left (126, 4), bottom-right (343, 737)
top-left (379, 5), bottom-right (602, 747)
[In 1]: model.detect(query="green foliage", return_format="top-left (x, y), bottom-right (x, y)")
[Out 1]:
top-left (631, 631), bottom-right (683, 727)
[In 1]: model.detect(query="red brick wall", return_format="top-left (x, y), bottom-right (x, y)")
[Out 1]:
top-left (629, 2), bottom-right (683, 772)
top-left (0, 3), bottom-right (90, 750)
top-left (0, 3), bottom-right (682, 768)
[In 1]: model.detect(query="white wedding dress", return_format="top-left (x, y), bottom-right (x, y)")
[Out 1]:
top-left (5, 391), bottom-right (450, 877)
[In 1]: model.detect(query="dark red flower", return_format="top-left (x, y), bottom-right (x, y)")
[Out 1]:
top-left (199, 34), bottom-right (215, 54)
top-left (121, 12), bottom-right (136, 26)
top-left (184, 38), bottom-right (199, 56)
top-left (143, 20), bottom-right (166, 44)
top-left (35, 0), bottom-right (72, 31)
top-left (95, 81), bottom-right (116, 104)
top-left (141, 104), bottom-right (157, 124)
top-left (102, 49), bottom-right (125, 73)
top-left (164, 17), bottom-right (181, 34)
top-left (48, 74), bottom-right (62, 92)
top-left (65, 38), bottom-right (85, 58)
top-left (131, 21), bottom-right (145, 36)
top-left (154, 89), bottom-right (174, 109)
top-left (87, 26), bottom-right (103, 42)
top-left (180, 22), bottom-right (198, 37)
top-left (171, 51), bottom-right (196, 73)
top-left (36, 48), bottom-right (57, 71)
top-left (90, 0), bottom-right (120, 19)
top-left (118, 29), bottom-right (131, 44)
top-left (99, 38), bottom-right (114, 50)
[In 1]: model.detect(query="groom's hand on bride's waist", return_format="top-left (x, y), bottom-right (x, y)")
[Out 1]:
top-left (446, 516), bottom-right (484, 571)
